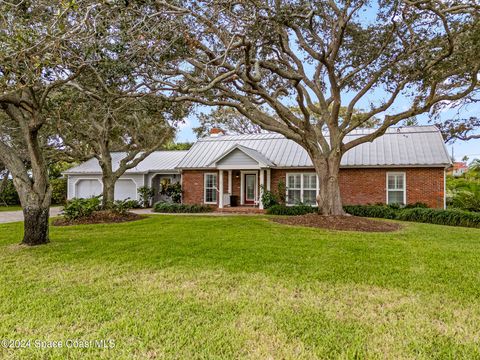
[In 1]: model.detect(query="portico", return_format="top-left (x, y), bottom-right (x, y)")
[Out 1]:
top-left (208, 144), bottom-right (275, 209)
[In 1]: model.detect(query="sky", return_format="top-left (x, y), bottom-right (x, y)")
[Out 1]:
top-left (175, 4), bottom-right (480, 164)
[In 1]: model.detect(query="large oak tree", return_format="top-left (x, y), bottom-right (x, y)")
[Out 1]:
top-left (156, 0), bottom-right (480, 215)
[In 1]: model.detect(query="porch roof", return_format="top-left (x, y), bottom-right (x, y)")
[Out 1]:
top-left (208, 144), bottom-right (275, 168)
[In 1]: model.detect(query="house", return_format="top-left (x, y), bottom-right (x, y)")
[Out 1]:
top-left (64, 126), bottom-right (452, 209)
top-left (64, 151), bottom-right (187, 203)
top-left (447, 162), bottom-right (469, 177)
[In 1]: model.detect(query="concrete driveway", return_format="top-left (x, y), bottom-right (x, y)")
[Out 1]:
top-left (0, 207), bottom-right (63, 224)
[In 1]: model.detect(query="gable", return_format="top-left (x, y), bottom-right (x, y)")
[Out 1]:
top-left (217, 149), bottom-right (258, 166)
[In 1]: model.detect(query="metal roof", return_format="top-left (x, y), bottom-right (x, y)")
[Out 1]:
top-left (176, 126), bottom-right (451, 169)
top-left (209, 144), bottom-right (276, 167)
top-left (64, 151), bottom-right (188, 174)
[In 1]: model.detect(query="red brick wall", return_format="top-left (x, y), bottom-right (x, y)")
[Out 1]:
top-left (182, 167), bottom-right (445, 209)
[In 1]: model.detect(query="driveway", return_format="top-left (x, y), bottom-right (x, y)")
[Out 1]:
top-left (0, 207), bottom-right (63, 224)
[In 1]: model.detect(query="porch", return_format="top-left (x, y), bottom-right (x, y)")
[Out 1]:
top-left (217, 169), bottom-right (271, 210)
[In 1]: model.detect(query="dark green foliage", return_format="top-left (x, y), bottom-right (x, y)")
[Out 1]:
top-left (260, 187), bottom-right (278, 209)
top-left (446, 175), bottom-right (480, 212)
top-left (138, 186), bottom-right (155, 208)
top-left (404, 202), bottom-right (429, 209)
top-left (344, 204), bottom-right (480, 228)
top-left (160, 182), bottom-right (182, 203)
top-left (0, 179), bottom-right (19, 205)
top-left (109, 199), bottom-right (136, 215)
top-left (63, 197), bottom-right (101, 220)
top-left (343, 205), bottom-right (399, 219)
top-left (449, 191), bottom-right (480, 212)
top-left (153, 202), bottom-right (212, 213)
top-left (50, 178), bottom-right (67, 205)
top-left (396, 208), bottom-right (480, 228)
top-left (266, 204), bottom-right (318, 216)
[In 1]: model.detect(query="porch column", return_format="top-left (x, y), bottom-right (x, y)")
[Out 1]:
top-left (266, 169), bottom-right (271, 191)
top-left (228, 170), bottom-right (232, 194)
top-left (259, 169), bottom-right (265, 209)
top-left (240, 172), bottom-right (244, 205)
top-left (219, 170), bottom-right (224, 208)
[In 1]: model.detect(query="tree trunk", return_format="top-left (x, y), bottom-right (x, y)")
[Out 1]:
top-left (102, 175), bottom-right (115, 208)
top-left (22, 205), bottom-right (50, 245)
top-left (314, 153), bottom-right (346, 216)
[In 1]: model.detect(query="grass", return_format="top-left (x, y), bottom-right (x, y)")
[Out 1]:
top-left (0, 205), bottom-right (22, 212)
top-left (1, 215), bottom-right (480, 359)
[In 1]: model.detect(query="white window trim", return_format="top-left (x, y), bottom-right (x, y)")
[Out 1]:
top-left (204, 173), bottom-right (218, 204)
top-left (386, 172), bottom-right (406, 205)
top-left (286, 173), bottom-right (319, 206)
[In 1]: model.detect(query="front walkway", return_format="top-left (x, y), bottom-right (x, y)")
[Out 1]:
top-left (0, 207), bottom-right (63, 224)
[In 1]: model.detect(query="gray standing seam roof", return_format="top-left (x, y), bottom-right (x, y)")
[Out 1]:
top-left (64, 151), bottom-right (188, 174)
top-left (176, 126), bottom-right (451, 169)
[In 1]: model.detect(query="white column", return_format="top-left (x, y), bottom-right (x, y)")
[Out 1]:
top-left (228, 170), bottom-right (232, 194)
top-left (259, 169), bottom-right (265, 209)
top-left (266, 169), bottom-right (271, 191)
top-left (219, 170), bottom-right (224, 208)
top-left (240, 171), bottom-right (244, 205)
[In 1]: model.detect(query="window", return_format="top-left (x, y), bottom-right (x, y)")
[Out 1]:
top-left (204, 173), bottom-right (218, 204)
top-left (286, 173), bottom-right (318, 206)
top-left (387, 172), bottom-right (406, 205)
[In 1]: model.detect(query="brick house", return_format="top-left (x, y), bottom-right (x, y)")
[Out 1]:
top-left (65, 126), bottom-right (451, 209)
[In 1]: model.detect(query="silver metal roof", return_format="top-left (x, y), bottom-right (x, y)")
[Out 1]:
top-left (64, 151), bottom-right (188, 174)
top-left (209, 144), bottom-right (275, 167)
top-left (176, 126), bottom-right (451, 169)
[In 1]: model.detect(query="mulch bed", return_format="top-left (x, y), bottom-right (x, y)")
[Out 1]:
top-left (271, 214), bottom-right (402, 232)
top-left (52, 211), bottom-right (146, 226)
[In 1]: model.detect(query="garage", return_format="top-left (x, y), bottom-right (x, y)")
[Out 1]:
top-left (75, 179), bottom-right (102, 199)
top-left (114, 179), bottom-right (137, 200)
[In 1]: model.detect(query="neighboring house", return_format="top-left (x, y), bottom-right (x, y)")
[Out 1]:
top-left (64, 126), bottom-right (452, 209)
top-left (64, 151), bottom-right (187, 203)
top-left (447, 162), bottom-right (469, 177)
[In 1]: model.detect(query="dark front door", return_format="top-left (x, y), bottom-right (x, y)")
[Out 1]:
top-left (244, 174), bottom-right (256, 204)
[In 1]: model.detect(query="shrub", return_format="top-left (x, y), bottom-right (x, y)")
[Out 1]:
top-left (344, 204), bottom-right (480, 228)
top-left (260, 187), bottom-right (278, 209)
top-left (449, 191), bottom-right (480, 212)
top-left (404, 202), bottom-right (429, 209)
top-left (396, 208), bottom-right (480, 228)
top-left (266, 204), bottom-right (318, 216)
top-left (344, 205), bottom-right (398, 219)
top-left (153, 202), bottom-right (212, 213)
top-left (63, 197), bottom-right (101, 220)
top-left (0, 179), bottom-right (19, 205)
top-left (50, 177), bottom-right (67, 205)
top-left (109, 199), bottom-right (136, 215)
top-left (160, 183), bottom-right (182, 203)
top-left (138, 186), bottom-right (155, 208)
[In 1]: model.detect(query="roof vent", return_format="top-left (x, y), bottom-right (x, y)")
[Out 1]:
top-left (210, 127), bottom-right (225, 137)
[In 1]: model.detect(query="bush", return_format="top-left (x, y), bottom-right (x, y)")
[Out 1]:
top-left (266, 204), bottom-right (318, 216)
top-left (344, 205), bottom-right (398, 219)
top-left (260, 188), bottom-right (278, 209)
top-left (153, 202), bottom-right (212, 213)
top-left (344, 204), bottom-right (480, 228)
top-left (50, 177), bottom-right (67, 205)
top-left (63, 197), bottom-right (101, 220)
top-left (0, 179), bottom-right (19, 205)
top-left (160, 182), bottom-right (182, 203)
top-left (396, 208), bottom-right (480, 228)
top-left (138, 186), bottom-right (155, 208)
top-left (449, 191), bottom-right (480, 212)
top-left (108, 199), bottom-right (136, 215)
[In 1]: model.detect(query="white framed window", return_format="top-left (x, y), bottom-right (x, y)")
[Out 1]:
top-left (204, 173), bottom-right (218, 204)
top-left (286, 173), bottom-right (318, 206)
top-left (386, 172), bottom-right (406, 205)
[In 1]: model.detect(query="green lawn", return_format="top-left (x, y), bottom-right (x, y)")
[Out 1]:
top-left (0, 205), bottom-right (22, 212)
top-left (1, 216), bottom-right (480, 359)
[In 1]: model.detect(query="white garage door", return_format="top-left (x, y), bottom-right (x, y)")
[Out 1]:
top-left (114, 179), bottom-right (137, 200)
top-left (75, 179), bottom-right (102, 199)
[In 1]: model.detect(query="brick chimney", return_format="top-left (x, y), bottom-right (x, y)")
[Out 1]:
top-left (210, 127), bottom-right (225, 137)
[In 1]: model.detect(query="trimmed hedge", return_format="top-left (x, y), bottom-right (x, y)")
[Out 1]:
top-left (344, 204), bottom-right (480, 228)
top-left (343, 205), bottom-right (398, 219)
top-left (396, 208), bottom-right (480, 228)
top-left (266, 204), bottom-right (318, 216)
top-left (153, 202), bottom-right (212, 213)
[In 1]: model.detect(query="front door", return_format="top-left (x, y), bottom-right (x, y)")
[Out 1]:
top-left (244, 174), bottom-right (256, 204)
